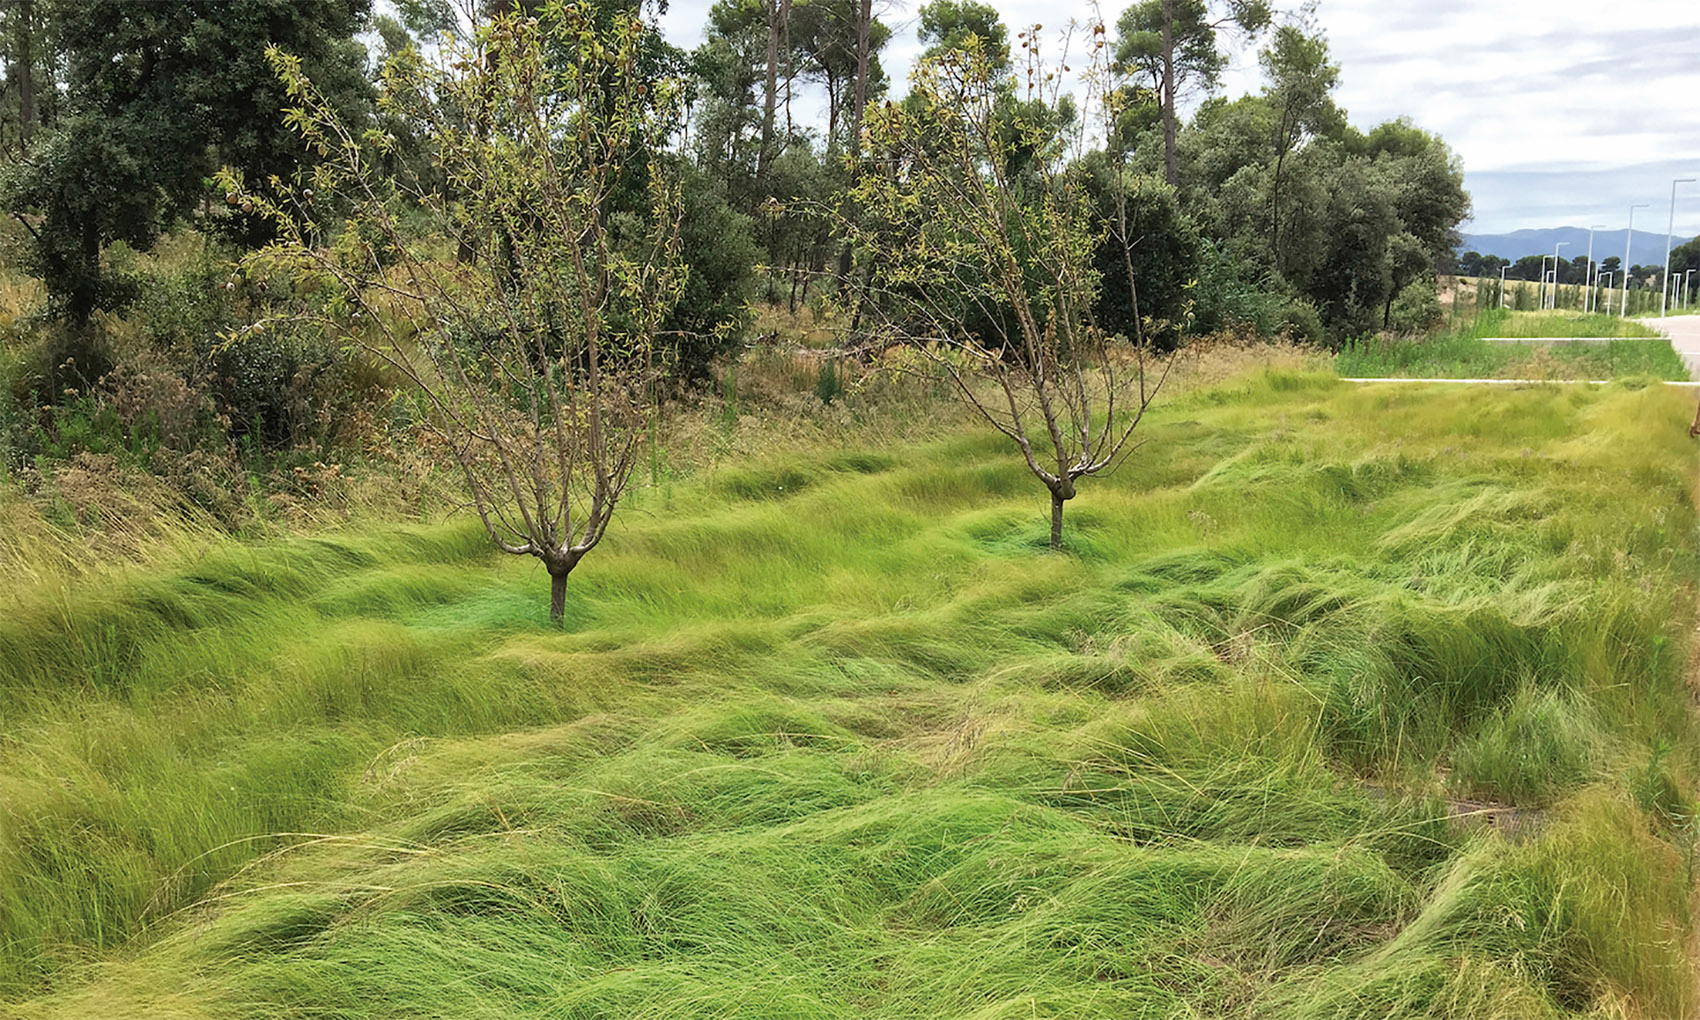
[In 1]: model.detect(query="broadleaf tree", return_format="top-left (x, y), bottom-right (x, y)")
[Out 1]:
top-left (224, 1), bottom-right (685, 623)
top-left (1260, 13), bottom-right (1340, 273)
top-left (2, 0), bottom-right (371, 322)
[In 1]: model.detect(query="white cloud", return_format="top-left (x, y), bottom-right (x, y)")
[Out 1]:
top-left (656, 0), bottom-right (1700, 233)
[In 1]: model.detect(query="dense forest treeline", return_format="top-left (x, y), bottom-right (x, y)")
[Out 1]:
top-left (0, 0), bottom-right (1468, 511)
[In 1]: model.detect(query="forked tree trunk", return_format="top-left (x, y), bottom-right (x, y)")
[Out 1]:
top-left (1050, 491), bottom-right (1066, 551)
top-left (543, 551), bottom-right (584, 627)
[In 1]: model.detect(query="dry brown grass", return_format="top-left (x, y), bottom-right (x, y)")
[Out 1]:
top-left (1159, 333), bottom-right (1320, 392)
top-left (0, 269), bottom-right (42, 331)
top-left (0, 470), bottom-right (214, 603)
top-left (660, 350), bottom-right (969, 477)
top-left (749, 302), bottom-right (841, 349)
top-left (655, 321), bottom-right (1320, 482)
top-left (0, 431), bottom-right (458, 605)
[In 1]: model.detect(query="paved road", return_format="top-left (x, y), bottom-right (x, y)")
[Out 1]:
top-left (1638, 316), bottom-right (1700, 378)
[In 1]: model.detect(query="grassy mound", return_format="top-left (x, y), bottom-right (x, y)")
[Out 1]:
top-left (3, 372), bottom-right (1698, 1018)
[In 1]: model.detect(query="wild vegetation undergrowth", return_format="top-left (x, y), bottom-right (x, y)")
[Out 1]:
top-left (1337, 308), bottom-right (1683, 380)
top-left (2, 369), bottom-right (1698, 1019)
top-left (0, 239), bottom-right (966, 594)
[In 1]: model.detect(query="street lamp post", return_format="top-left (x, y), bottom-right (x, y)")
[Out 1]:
top-left (1499, 265), bottom-right (1510, 309)
top-left (1685, 268), bottom-right (1696, 310)
top-left (1549, 242), bottom-right (1569, 309)
top-left (1585, 224), bottom-right (1606, 313)
top-left (1661, 178), bottom-right (1695, 317)
top-left (1623, 204), bottom-right (1650, 316)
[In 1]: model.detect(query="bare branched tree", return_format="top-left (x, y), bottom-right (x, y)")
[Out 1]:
top-left (222, 2), bottom-right (685, 623)
top-left (846, 25), bottom-right (1172, 550)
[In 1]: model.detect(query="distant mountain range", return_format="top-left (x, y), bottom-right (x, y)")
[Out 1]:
top-left (1458, 227), bottom-right (1698, 267)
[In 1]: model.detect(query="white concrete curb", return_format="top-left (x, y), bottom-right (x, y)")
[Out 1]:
top-left (1479, 337), bottom-right (1653, 344)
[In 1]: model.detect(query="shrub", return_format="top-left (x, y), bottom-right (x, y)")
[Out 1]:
top-left (1273, 294), bottom-right (1327, 344)
top-left (1388, 277), bottom-right (1442, 335)
top-left (1082, 162), bottom-right (1202, 350)
top-left (665, 159), bottom-right (757, 383)
top-left (0, 235), bottom-right (390, 487)
top-left (814, 358), bottom-right (844, 405)
top-left (1191, 241), bottom-right (1326, 345)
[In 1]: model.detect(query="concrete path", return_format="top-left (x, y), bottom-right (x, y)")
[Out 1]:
top-left (1340, 377), bottom-right (1700, 386)
top-left (1480, 337), bottom-right (1622, 344)
top-left (1637, 316), bottom-right (1700, 379)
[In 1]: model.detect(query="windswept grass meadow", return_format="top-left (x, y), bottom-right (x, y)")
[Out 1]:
top-left (2, 368), bottom-right (1698, 1018)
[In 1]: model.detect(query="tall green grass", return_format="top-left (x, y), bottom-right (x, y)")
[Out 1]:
top-left (1337, 308), bottom-right (1683, 379)
top-left (3, 372), bottom-right (1697, 1018)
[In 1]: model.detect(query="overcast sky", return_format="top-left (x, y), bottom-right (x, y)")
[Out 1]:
top-left (654, 0), bottom-right (1700, 236)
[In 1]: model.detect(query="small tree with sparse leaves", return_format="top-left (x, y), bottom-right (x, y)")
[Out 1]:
top-left (845, 26), bottom-right (1170, 551)
top-left (222, 2), bottom-right (685, 624)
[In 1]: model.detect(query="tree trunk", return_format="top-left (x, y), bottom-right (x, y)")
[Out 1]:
top-left (549, 570), bottom-right (568, 624)
top-left (780, 0), bottom-right (794, 139)
top-left (756, 0), bottom-right (783, 183)
top-left (1161, 0), bottom-right (1178, 187)
top-left (825, 66), bottom-right (839, 150)
top-left (1270, 111), bottom-right (1290, 270)
top-left (849, 0), bottom-right (871, 159)
top-left (15, 0), bottom-right (36, 145)
top-left (837, 0), bottom-right (874, 283)
top-left (1050, 491), bottom-right (1065, 551)
top-left (70, 213), bottom-right (100, 323)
